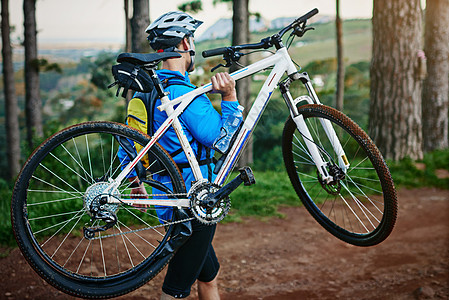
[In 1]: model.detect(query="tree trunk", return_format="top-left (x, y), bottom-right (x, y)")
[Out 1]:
top-left (231, 0), bottom-right (253, 167)
top-left (422, 0), bottom-right (449, 152)
top-left (125, 0), bottom-right (133, 103)
top-left (24, 0), bottom-right (42, 148)
top-left (1, 0), bottom-right (21, 179)
top-left (125, 0), bottom-right (131, 52)
top-left (369, 0), bottom-right (423, 161)
top-left (131, 0), bottom-right (150, 53)
top-left (335, 0), bottom-right (344, 111)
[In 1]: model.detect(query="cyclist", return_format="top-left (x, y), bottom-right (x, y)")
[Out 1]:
top-left (129, 11), bottom-right (239, 300)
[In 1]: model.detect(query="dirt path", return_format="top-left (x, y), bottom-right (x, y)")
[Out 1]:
top-left (1, 188), bottom-right (448, 299)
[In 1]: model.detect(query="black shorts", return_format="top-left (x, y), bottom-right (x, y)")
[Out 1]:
top-left (162, 220), bottom-right (220, 298)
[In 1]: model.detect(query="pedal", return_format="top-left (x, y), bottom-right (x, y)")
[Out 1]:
top-left (203, 167), bottom-right (256, 209)
top-left (239, 167), bottom-right (256, 186)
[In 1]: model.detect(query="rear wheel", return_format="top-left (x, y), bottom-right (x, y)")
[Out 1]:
top-left (11, 121), bottom-right (190, 298)
top-left (282, 105), bottom-right (397, 246)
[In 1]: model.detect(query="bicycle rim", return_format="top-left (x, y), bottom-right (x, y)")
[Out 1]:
top-left (282, 105), bottom-right (397, 246)
top-left (11, 122), bottom-right (189, 298)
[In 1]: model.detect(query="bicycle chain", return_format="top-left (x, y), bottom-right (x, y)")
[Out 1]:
top-left (86, 192), bottom-right (191, 240)
top-left (121, 193), bottom-right (188, 198)
top-left (89, 216), bottom-right (195, 240)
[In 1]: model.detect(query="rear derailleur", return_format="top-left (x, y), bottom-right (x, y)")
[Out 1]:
top-left (83, 195), bottom-right (118, 240)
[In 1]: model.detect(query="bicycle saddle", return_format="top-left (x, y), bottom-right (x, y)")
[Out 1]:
top-left (117, 52), bottom-right (181, 65)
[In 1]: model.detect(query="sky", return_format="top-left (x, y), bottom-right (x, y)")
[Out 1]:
top-left (7, 0), bottom-right (425, 45)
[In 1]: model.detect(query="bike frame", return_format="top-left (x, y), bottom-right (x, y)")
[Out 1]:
top-left (108, 46), bottom-right (350, 207)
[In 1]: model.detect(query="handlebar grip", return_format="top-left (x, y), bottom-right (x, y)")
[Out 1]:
top-left (202, 47), bottom-right (228, 58)
top-left (298, 8), bottom-right (319, 23)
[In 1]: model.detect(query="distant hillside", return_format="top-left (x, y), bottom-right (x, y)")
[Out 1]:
top-left (197, 15), bottom-right (334, 42)
top-left (195, 18), bottom-right (372, 66)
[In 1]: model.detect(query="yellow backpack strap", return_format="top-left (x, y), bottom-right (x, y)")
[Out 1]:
top-left (126, 97), bottom-right (150, 168)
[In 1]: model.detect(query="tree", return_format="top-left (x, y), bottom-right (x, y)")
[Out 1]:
top-left (131, 0), bottom-right (150, 53)
top-left (24, 0), bottom-right (42, 147)
top-left (335, 0), bottom-right (344, 111)
top-left (1, 0), bottom-right (21, 179)
top-left (369, 0), bottom-right (424, 160)
top-left (125, 0), bottom-right (131, 52)
top-left (422, 0), bottom-right (449, 152)
top-left (230, 0), bottom-right (252, 167)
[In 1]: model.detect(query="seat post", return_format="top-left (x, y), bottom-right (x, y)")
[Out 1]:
top-left (147, 68), bottom-right (167, 98)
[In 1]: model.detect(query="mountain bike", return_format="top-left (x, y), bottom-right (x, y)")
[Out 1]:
top-left (11, 8), bottom-right (397, 299)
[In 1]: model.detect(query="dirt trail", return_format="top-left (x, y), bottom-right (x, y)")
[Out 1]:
top-left (1, 188), bottom-right (448, 299)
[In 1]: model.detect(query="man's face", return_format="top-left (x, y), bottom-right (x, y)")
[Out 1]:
top-left (186, 36), bottom-right (196, 72)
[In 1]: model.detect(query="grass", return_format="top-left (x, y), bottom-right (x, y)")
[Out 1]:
top-left (388, 149), bottom-right (449, 190)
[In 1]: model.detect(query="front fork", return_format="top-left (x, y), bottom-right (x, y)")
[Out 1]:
top-left (280, 73), bottom-right (350, 184)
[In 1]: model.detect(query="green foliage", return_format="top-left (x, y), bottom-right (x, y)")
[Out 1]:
top-left (178, 0), bottom-right (203, 13)
top-left (0, 179), bottom-right (15, 247)
top-left (388, 149), bottom-right (449, 189)
top-left (90, 52), bottom-right (116, 89)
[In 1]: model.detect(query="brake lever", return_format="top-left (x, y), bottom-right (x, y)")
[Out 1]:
top-left (211, 62), bottom-right (231, 72)
top-left (293, 25), bottom-right (315, 37)
top-left (211, 51), bottom-right (243, 72)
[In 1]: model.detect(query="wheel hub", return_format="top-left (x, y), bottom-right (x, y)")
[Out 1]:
top-left (84, 182), bottom-right (119, 216)
top-left (317, 164), bottom-right (345, 196)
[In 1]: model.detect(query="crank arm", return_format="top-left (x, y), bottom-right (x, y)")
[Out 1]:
top-left (204, 167), bottom-right (255, 208)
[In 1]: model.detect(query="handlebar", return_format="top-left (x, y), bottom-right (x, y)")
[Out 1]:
top-left (202, 47), bottom-right (228, 58)
top-left (298, 8), bottom-right (319, 24)
top-left (202, 8), bottom-right (319, 59)
top-left (202, 40), bottom-right (271, 58)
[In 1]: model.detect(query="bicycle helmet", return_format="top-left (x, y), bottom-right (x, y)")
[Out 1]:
top-left (146, 11), bottom-right (203, 51)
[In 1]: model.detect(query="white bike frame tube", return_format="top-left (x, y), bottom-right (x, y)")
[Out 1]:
top-left (214, 52), bottom-right (290, 185)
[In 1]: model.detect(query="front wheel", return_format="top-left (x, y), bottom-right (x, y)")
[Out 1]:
top-left (282, 105), bottom-right (397, 246)
top-left (11, 121), bottom-right (191, 298)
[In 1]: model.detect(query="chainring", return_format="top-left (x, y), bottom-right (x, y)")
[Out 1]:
top-left (189, 181), bottom-right (231, 225)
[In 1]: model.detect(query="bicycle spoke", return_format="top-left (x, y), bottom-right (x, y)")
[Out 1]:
top-left (115, 221), bottom-right (146, 260)
top-left (98, 232), bottom-right (107, 276)
top-left (63, 234), bottom-right (86, 268)
top-left (76, 238), bottom-right (93, 273)
top-left (117, 220), bottom-right (158, 249)
top-left (38, 208), bottom-right (86, 244)
top-left (28, 210), bottom-right (81, 221)
top-left (49, 152), bottom-right (91, 185)
top-left (26, 194), bottom-right (80, 206)
top-left (71, 137), bottom-right (95, 184)
top-left (85, 135), bottom-right (94, 182)
top-left (51, 212), bottom-right (85, 258)
top-left (38, 162), bottom-right (83, 195)
top-left (116, 222), bottom-right (135, 267)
